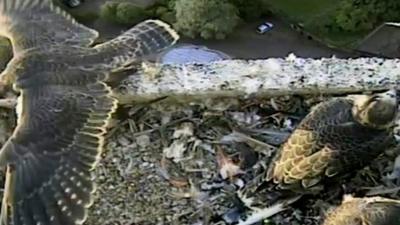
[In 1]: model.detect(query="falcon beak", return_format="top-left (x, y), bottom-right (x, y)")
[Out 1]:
top-left (378, 89), bottom-right (397, 106)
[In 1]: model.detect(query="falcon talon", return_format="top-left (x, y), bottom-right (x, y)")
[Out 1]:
top-left (141, 61), bottom-right (163, 80)
top-left (0, 98), bottom-right (16, 109)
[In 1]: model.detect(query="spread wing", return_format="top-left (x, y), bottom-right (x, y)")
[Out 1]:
top-left (267, 98), bottom-right (394, 189)
top-left (94, 19), bottom-right (179, 69)
top-left (0, 81), bottom-right (117, 225)
top-left (0, 0), bottom-right (99, 54)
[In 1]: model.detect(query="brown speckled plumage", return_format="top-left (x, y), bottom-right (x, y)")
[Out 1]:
top-left (323, 196), bottom-right (400, 225)
top-left (238, 90), bottom-right (398, 211)
top-left (0, 0), bottom-right (179, 225)
top-left (267, 97), bottom-right (396, 190)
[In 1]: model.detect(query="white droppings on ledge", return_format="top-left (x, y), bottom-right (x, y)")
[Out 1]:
top-left (114, 56), bottom-right (400, 103)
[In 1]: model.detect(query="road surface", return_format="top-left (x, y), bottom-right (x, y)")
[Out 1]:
top-left (69, 1), bottom-right (354, 59)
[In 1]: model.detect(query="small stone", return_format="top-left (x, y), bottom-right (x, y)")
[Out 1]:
top-left (117, 136), bottom-right (130, 146)
top-left (136, 134), bottom-right (151, 148)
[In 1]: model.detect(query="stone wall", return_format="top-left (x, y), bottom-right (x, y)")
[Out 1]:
top-left (114, 55), bottom-right (400, 104)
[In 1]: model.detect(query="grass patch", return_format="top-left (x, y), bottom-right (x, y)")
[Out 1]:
top-left (318, 29), bottom-right (369, 48)
top-left (0, 37), bottom-right (12, 70)
top-left (264, 0), bottom-right (367, 48)
top-left (265, 0), bottom-right (339, 22)
top-left (69, 11), bottom-right (100, 24)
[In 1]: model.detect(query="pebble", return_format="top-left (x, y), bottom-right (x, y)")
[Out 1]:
top-left (136, 134), bottom-right (151, 148)
top-left (117, 135), bottom-right (130, 146)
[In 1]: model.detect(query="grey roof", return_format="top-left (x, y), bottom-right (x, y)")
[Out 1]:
top-left (356, 22), bottom-right (400, 57)
top-left (159, 44), bottom-right (231, 64)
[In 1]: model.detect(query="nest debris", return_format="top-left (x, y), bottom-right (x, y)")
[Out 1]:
top-left (0, 94), bottom-right (398, 225)
top-left (88, 94), bottom-right (399, 225)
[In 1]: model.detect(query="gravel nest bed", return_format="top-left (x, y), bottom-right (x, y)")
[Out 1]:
top-left (0, 94), bottom-right (398, 225)
top-left (84, 94), bottom-right (400, 225)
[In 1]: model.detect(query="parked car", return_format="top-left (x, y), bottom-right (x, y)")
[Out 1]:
top-left (62, 0), bottom-right (84, 8)
top-left (256, 22), bottom-right (274, 34)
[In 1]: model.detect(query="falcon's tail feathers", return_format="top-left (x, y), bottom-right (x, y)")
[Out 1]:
top-left (0, 82), bottom-right (117, 225)
top-left (0, 0), bottom-right (98, 53)
top-left (0, 165), bottom-right (15, 225)
top-left (0, 0), bottom-right (52, 20)
top-left (121, 19), bottom-right (179, 56)
top-left (94, 19), bottom-right (179, 68)
top-left (9, 163), bottom-right (94, 225)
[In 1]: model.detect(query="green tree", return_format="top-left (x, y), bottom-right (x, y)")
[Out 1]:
top-left (334, 0), bottom-right (400, 32)
top-left (0, 37), bottom-right (12, 70)
top-left (229, 0), bottom-right (267, 21)
top-left (150, 5), bottom-right (176, 23)
top-left (154, 0), bottom-right (177, 11)
top-left (174, 0), bottom-right (240, 40)
top-left (100, 2), bottom-right (149, 25)
top-left (100, 1), bottom-right (118, 22)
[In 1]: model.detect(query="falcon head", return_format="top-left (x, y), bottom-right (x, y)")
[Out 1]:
top-left (352, 89), bottom-right (398, 129)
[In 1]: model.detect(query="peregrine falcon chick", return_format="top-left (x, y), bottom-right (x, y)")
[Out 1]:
top-left (236, 90), bottom-right (398, 224)
top-left (0, 0), bottom-right (179, 225)
top-left (322, 195), bottom-right (400, 225)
